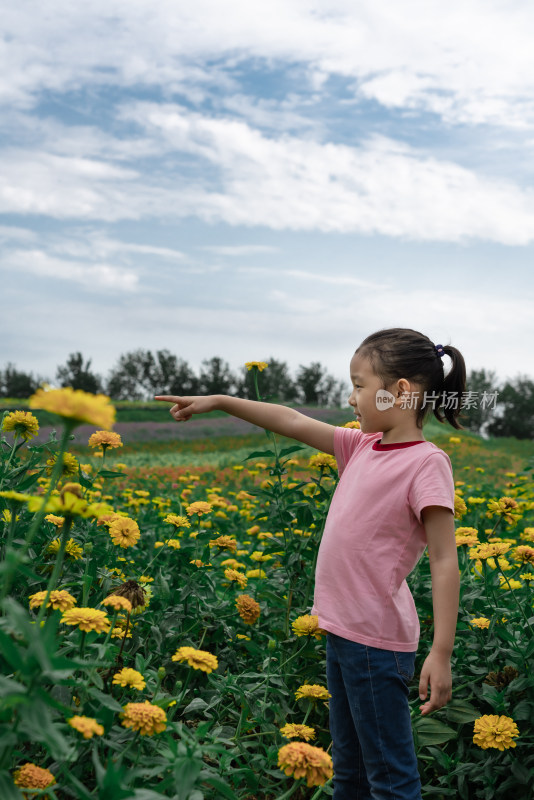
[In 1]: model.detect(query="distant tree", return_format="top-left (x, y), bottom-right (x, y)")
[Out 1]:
top-left (0, 363), bottom-right (42, 398)
top-left (295, 362), bottom-right (344, 406)
top-left (237, 358), bottom-right (298, 402)
top-left (56, 352), bottom-right (102, 393)
top-left (198, 357), bottom-right (237, 395)
top-left (106, 349), bottom-right (199, 400)
top-left (486, 375), bottom-right (534, 439)
top-left (458, 368), bottom-right (500, 434)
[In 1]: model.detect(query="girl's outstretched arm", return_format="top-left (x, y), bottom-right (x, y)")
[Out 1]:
top-left (154, 394), bottom-right (336, 454)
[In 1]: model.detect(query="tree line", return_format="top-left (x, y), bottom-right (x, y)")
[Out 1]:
top-left (0, 351), bottom-right (348, 408)
top-left (1, 352), bottom-right (533, 439)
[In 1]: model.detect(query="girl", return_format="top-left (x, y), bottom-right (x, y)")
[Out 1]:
top-left (155, 327), bottom-right (466, 800)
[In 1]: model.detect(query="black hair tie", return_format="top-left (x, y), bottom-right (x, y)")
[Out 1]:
top-left (434, 343), bottom-right (445, 358)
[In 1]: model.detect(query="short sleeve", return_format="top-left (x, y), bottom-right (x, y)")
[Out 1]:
top-left (333, 426), bottom-right (364, 476)
top-left (408, 451), bottom-right (455, 524)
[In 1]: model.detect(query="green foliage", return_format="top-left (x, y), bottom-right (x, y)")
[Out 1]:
top-left (0, 405), bottom-right (533, 799)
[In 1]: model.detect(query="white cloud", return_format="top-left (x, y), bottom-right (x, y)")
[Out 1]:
top-left (201, 245), bottom-right (279, 256)
top-left (2, 1), bottom-right (534, 131)
top-left (240, 266), bottom-right (389, 290)
top-left (0, 151), bottom-right (139, 220)
top-left (3, 249), bottom-right (139, 291)
top-left (3, 107), bottom-right (534, 242)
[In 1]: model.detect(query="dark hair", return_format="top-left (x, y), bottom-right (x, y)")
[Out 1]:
top-left (356, 327), bottom-right (467, 429)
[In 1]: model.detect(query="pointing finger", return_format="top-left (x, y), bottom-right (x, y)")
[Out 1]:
top-left (154, 396), bottom-right (182, 402)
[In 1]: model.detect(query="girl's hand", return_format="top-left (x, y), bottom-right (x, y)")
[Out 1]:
top-left (154, 395), bottom-right (219, 421)
top-left (418, 650), bottom-right (452, 716)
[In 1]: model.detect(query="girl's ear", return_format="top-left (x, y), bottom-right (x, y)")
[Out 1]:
top-left (395, 377), bottom-right (411, 398)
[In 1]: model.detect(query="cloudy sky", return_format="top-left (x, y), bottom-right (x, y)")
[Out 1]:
top-left (1, 0), bottom-right (534, 394)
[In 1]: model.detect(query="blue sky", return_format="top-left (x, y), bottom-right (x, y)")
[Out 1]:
top-left (1, 0), bottom-right (534, 395)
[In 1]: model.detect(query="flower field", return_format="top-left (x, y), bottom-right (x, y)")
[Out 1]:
top-left (0, 389), bottom-right (533, 799)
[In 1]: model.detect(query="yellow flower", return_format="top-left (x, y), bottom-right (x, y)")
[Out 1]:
top-left (498, 576), bottom-right (523, 591)
top-left (308, 453), bottom-right (337, 470)
top-left (245, 361), bottom-right (268, 371)
top-left (120, 701), bottom-right (167, 735)
top-left (45, 452), bottom-right (79, 478)
top-left (514, 545), bottom-right (534, 563)
top-left (469, 617), bottom-right (491, 629)
top-left (469, 542), bottom-right (510, 561)
top-left (449, 436), bottom-right (461, 443)
top-left (277, 741), bottom-right (333, 788)
top-left (29, 491), bottom-right (106, 520)
top-left (454, 493), bottom-right (467, 519)
top-left (186, 501), bottom-right (212, 516)
top-left (0, 490), bottom-right (30, 504)
top-left (280, 723), bottom-right (316, 741)
top-left (224, 568), bottom-right (248, 588)
top-left (164, 514), bottom-right (191, 527)
top-left (109, 517), bottom-right (140, 548)
top-left (29, 589), bottom-right (77, 611)
top-left (13, 762), bottom-right (56, 790)
top-left (61, 607), bottom-right (111, 633)
top-left (68, 715), bottom-right (104, 739)
top-left (172, 646), bottom-right (219, 673)
top-left (235, 594), bottom-right (261, 624)
top-left (291, 614), bottom-right (327, 640)
top-left (342, 420), bottom-right (360, 428)
top-left (295, 684), bottom-right (331, 702)
top-left (246, 568), bottom-right (267, 579)
top-left (46, 537), bottom-right (84, 560)
top-left (112, 668), bottom-right (146, 690)
top-left (165, 538), bottom-right (181, 549)
top-left (2, 410), bottom-right (40, 441)
top-left (210, 535), bottom-right (238, 552)
top-left (29, 386), bottom-right (115, 429)
top-left (88, 430), bottom-right (123, 450)
top-left (101, 594), bottom-right (132, 613)
top-left (473, 715), bottom-right (519, 750)
top-left (45, 514), bottom-right (65, 527)
top-left (487, 496), bottom-right (521, 524)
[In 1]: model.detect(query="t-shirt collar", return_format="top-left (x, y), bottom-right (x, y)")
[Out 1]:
top-left (372, 439), bottom-right (427, 451)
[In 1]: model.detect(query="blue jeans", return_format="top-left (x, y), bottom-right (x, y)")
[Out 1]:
top-left (326, 632), bottom-right (422, 800)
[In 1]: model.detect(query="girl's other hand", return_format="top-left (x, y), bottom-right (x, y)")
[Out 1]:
top-left (418, 650), bottom-right (452, 716)
top-left (154, 395), bottom-right (218, 421)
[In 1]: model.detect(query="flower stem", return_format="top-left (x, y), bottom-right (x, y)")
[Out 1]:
top-left (496, 565), bottom-right (534, 639)
top-left (35, 516), bottom-right (74, 625)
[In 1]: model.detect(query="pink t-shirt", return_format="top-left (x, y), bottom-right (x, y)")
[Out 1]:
top-left (310, 426), bottom-right (455, 652)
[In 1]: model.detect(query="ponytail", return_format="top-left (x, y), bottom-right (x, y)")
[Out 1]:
top-left (432, 345), bottom-right (467, 430)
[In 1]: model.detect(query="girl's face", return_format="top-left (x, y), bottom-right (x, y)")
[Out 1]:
top-left (348, 352), bottom-right (388, 432)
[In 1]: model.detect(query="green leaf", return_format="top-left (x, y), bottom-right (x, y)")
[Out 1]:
top-left (511, 761), bottom-right (533, 785)
top-left (183, 697), bottom-right (209, 714)
top-left (444, 699), bottom-right (481, 723)
top-left (279, 445), bottom-right (305, 457)
top-left (173, 758), bottom-right (202, 800)
top-left (413, 717), bottom-right (457, 746)
top-left (97, 470), bottom-right (125, 478)
top-left (0, 675), bottom-right (27, 698)
top-left (0, 631), bottom-right (25, 673)
top-left (242, 450), bottom-right (275, 461)
top-left (198, 772), bottom-right (237, 800)
top-left (0, 774), bottom-right (24, 800)
top-left (87, 687), bottom-right (124, 712)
